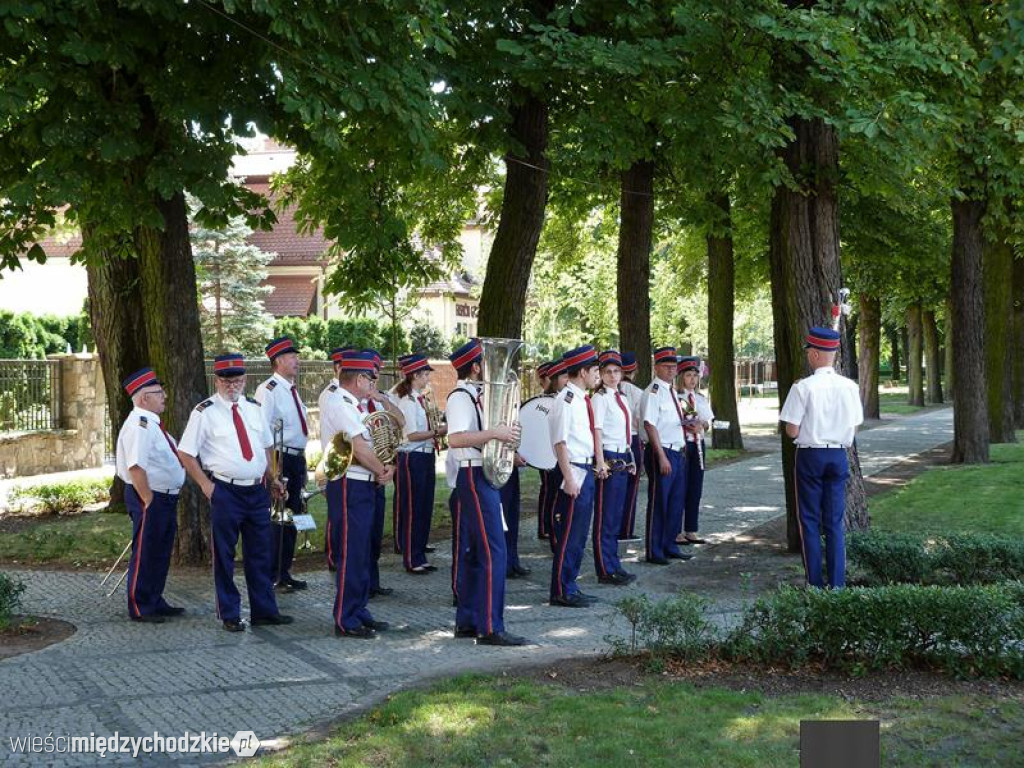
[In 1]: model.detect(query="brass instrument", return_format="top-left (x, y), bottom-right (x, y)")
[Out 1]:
top-left (270, 418), bottom-right (293, 525)
top-left (605, 457), bottom-right (636, 474)
top-left (421, 387), bottom-right (448, 451)
top-left (679, 396), bottom-right (705, 471)
top-left (480, 337), bottom-right (523, 489)
top-left (314, 431), bottom-right (354, 487)
top-left (364, 409), bottom-right (401, 466)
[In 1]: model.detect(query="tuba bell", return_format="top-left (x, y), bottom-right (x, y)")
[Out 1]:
top-left (479, 337), bottom-right (523, 489)
top-left (314, 431), bottom-right (354, 488)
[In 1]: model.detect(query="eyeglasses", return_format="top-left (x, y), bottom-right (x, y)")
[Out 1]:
top-left (219, 378), bottom-right (246, 387)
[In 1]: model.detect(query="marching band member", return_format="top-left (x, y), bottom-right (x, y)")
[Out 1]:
top-left (393, 353), bottom-right (444, 574)
top-left (617, 352), bottom-right (644, 541)
top-left (320, 350), bottom-right (395, 637)
top-left (548, 345), bottom-right (601, 608)
top-left (676, 356), bottom-right (714, 546)
top-left (540, 358), bottom-right (568, 552)
top-left (640, 347), bottom-right (693, 565)
top-left (533, 361), bottom-right (553, 541)
top-left (446, 339), bottom-right (527, 646)
top-left (254, 336), bottom-right (308, 592)
top-left (589, 350), bottom-right (637, 585)
top-left (779, 326), bottom-right (863, 588)
top-left (177, 354), bottom-right (292, 632)
top-left (115, 367), bottom-right (185, 623)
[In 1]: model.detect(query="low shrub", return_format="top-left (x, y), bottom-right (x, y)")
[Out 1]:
top-left (931, 534), bottom-right (1024, 584)
top-left (0, 572), bottom-right (26, 630)
top-left (847, 531), bottom-right (932, 584)
top-left (612, 592), bottom-right (718, 663)
top-left (7, 478), bottom-right (111, 515)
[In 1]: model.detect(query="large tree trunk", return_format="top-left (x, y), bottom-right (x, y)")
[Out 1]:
top-left (950, 197), bottom-right (990, 463)
top-left (477, 92), bottom-right (548, 339)
top-left (1014, 251), bottom-right (1024, 429)
top-left (617, 159), bottom-right (655, 386)
top-left (923, 308), bottom-right (943, 404)
top-left (706, 191), bottom-right (743, 449)
top-left (136, 191), bottom-right (211, 565)
top-left (845, 312), bottom-right (859, 382)
top-left (768, 116), bottom-right (868, 554)
top-left (944, 298), bottom-right (955, 399)
top-left (906, 304), bottom-right (925, 407)
top-left (858, 293), bottom-right (881, 419)
top-left (982, 224), bottom-right (1016, 443)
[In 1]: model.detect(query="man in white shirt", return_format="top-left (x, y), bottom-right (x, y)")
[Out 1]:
top-left (115, 367), bottom-right (186, 623)
top-left (617, 352), bottom-right (644, 541)
top-left (178, 354), bottom-right (292, 632)
top-left (779, 326), bottom-right (864, 588)
top-left (254, 336), bottom-right (309, 592)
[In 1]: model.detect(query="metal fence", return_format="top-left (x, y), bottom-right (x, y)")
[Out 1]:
top-left (0, 359), bottom-right (62, 433)
top-left (734, 359), bottom-right (778, 397)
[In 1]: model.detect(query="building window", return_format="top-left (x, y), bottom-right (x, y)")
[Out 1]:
top-left (456, 322), bottom-right (470, 337)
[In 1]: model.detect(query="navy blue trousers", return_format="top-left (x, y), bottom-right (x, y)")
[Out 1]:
top-left (544, 465), bottom-right (562, 553)
top-left (550, 466), bottom-right (595, 600)
top-left (795, 447), bottom-right (849, 588)
top-left (593, 451), bottom-right (629, 577)
top-left (371, 484), bottom-right (385, 591)
top-left (271, 452), bottom-right (306, 583)
top-left (644, 447), bottom-right (686, 560)
top-left (125, 486), bottom-right (178, 618)
top-left (682, 440), bottom-right (706, 534)
top-left (618, 435), bottom-right (643, 539)
top-left (454, 467), bottom-right (507, 636)
top-left (450, 490), bottom-right (463, 604)
top-left (327, 476), bottom-right (377, 632)
top-left (502, 467), bottom-right (522, 575)
top-left (209, 480), bottom-right (279, 622)
top-left (536, 468), bottom-right (551, 539)
top-left (395, 451), bottom-right (436, 570)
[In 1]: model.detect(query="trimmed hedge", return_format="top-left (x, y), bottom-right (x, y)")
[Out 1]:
top-left (848, 530), bottom-right (1024, 585)
top-left (7, 479), bottom-right (111, 515)
top-left (0, 573), bottom-right (26, 630)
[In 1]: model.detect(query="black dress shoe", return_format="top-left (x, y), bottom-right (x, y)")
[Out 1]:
top-left (335, 625), bottom-right (375, 639)
top-left (250, 614), bottom-right (294, 626)
top-left (454, 626), bottom-right (477, 639)
top-left (223, 619), bottom-right (246, 632)
top-left (576, 592), bottom-right (599, 604)
top-left (512, 565), bottom-right (532, 577)
top-left (597, 572), bottom-right (632, 585)
top-left (506, 569), bottom-right (524, 580)
top-left (425, 545), bottom-right (437, 553)
top-left (538, 534), bottom-right (550, 540)
top-left (157, 605), bottom-right (185, 616)
top-left (615, 570), bottom-right (637, 583)
top-left (406, 566), bottom-right (431, 575)
top-left (452, 597), bottom-right (459, 607)
top-left (476, 631), bottom-right (527, 647)
top-left (284, 577), bottom-right (308, 590)
top-left (423, 564), bottom-right (438, 572)
top-left (130, 614), bottom-right (166, 624)
top-left (370, 586), bottom-right (394, 598)
top-left (549, 594), bottom-right (588, 608)
top-left (681, 536), bottom-right (707, 545)
top-left (363, 619), bottom-right (390, 632)
top-left (646, 557), bottom-right (670, 565)
top-left (666, 551), bottom-right (694, 561)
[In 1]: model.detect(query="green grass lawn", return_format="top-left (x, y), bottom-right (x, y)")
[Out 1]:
top-left (252, 673), bottom-right (1024, 767)
top-left (871, 432), bottom-right (1024, 537)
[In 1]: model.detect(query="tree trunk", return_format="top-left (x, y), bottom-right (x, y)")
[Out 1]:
top-left (768, 116), bottom-right (868, 554)
top-left (858, 293), bottom-right (880, 419)
top-left (944, 298), bottom-right (955, 399)
top-left (136, 191), bottom-right (211, 564)
top-left (949, 197), bottom-right (989, 463)
top-left (706, 191), bottom-right (742, 449)
top-left (906, 303), bottom-right (925, 407)
top-left (845, 312), bottom-right (859, 382)
top-left (617, 159), bottom-right (655, 387)
top-left (923, 308), bottom-right (943, 404)
top-left (477, 92), bottom-right (548, 340)
top-left (1014, 251), bottom-right (1024, 429)
top-left (888, 325), bottom-right (901, 382)
top-left (982, 225), bottom-right (1016, 443)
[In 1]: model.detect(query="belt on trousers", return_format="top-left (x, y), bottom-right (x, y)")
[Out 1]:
top-left (344, 467), bottom-right (375, 482)
top-left (570, 461), bottom-right (594, 471)
top-left (210, 472), bottom-right (262, 486)
top-left (602, 444), bottom-right (630, 454)
top-left (661, 443), bottom-right (683, 452)
top-left (458, 459), bottom-right (484, 467)
top-left (278, 446), bottom-right (305, 456)
top-left (799, 443), bottom-right (846, 449)
top-left (152, 488), bottom-right (181, 496)
top-left (400, 446), bottom-right (433, 454)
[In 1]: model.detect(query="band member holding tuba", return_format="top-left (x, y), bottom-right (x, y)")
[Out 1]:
top-left (532, 361), bottom-right (553, 541)
top-left (393, 353), bottom-right (445, 574)
top-left (115, 367), bottom-right (185, 623)
top-left (618, 352), bottom-right (644, 542)
top-left (320, 351), bottom-right (395, 638)
top-left (446, 339), bottom-right (527, 646)
top-left (589, 350), bottom-right (637, 585)
top-left (254, 336), bottom-right (309, 592)
top-left (548, 345), bottom-right (602, 608)
top-left (675, 356), bottom-right (714, 546)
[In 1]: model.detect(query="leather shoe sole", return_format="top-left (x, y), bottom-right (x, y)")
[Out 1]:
top-left (335, 626), bottom-right (375, 639)
top-left (597, 574), bottom-right (632, 585)
top-left (363, 620), bottom-right (389, 632)
top-left (476, 631), bottom-right (527, 647)
top-left (222, 620), bottom-right (245, 632)
top-left (250, 614), bottom-right (294, 626)
top-left (549, 595), bottom-right (588, 608)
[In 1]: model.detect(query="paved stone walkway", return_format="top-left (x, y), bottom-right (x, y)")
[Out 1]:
top-left (0, 407), bottom-right (953, 765)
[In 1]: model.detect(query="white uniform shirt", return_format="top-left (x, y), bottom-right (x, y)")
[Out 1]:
top-left (178, 394), bottom-right (272, 481)
top-left (320, 388), bottom-right (369, 449)
top-left (318, 378), bottom-right (340, 415)
top-left (254, 372), bottom-right (309, 450)
top-left (620, 379), bottom-right (645, 435)
top-left (780, 367), bottom-right (864, 447)
top-left (548, 381), bottom-right (594, 463)
top-left (641, 377), bottom-right (685, 447)
top-left (446, 380), bottom-right (484, 462)
top-left (590, 387), bottom-right (632, 452)
top-left (397, 390), bottom-right (432, 453)
top-left (115, 406), bottom-right (186, 492)
top-left (679, 389), bottom-right (714, 443)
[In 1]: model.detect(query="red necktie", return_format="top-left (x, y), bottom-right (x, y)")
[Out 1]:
top-left (368, 399), bottom-right (379, 413)
top-left (159, 423), bottom-right (184, 467)
top-left (614, 391), bottom-right (632, 444)
top-left (291, 386), bottom-right (308, 436)
top-left (231, 404), bottom-right (254, 461)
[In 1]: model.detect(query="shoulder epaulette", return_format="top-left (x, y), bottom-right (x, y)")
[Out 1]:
top-left (138, 415), bottom-right (149, 428)
top-left (195, 399), bottom-right (214, 412)
top-left (651, 383), bottom-right (659, 393)
top-left (564, 390), bottom-right (575, 403)
top-left (328, 383), bottom-right (338, 392)
top-left (246, 396), bottom-right (260, 406)
top-left (265, 379), bottom-right (278, 391)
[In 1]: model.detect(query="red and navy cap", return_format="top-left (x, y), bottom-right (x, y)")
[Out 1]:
top-left (362, 349), bottom-right (382, 370)
top-left (620, 352), bottom-right (637, 374)
top-left (330, 346), bottom-right (355, 363)
top-left (678, 356), bottom-right (700, 373)
top-left (653, 346), bottom-right (677, 364)
top-left (449, 339), bottom-right (483, 369)
top-left (536, 361), bottom-right (553, 378)
top-left (213, 354), bottom-right (246, 377)
top-left (805, 326), bottom-right (841, 351)
top-left (122, 367), bottom-right (162, 396)
top-left (265, 336), bottom-right (298, 361)
top-left (400, 353), bottom-right (433, 376)
top-left (547, 358), bottom-right (567, 377)
top-left (340, 350), bottom-right (378, 374)
top-left (562, 344), bottom-right (598, 369)
top-left (599, 349), bottom-right (622, 368)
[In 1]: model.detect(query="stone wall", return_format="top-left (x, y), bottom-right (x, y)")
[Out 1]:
top-left (0, 354), bottom-right (106, 479)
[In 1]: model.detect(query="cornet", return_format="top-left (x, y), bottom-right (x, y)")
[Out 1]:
top-left (270, 418), bottom-right (293, 525)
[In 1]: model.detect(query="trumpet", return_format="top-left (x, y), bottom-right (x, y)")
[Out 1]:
top-left (421, 387), bottom-right (448, 451)
top-left (270, 418), bottom-right (293, 525)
